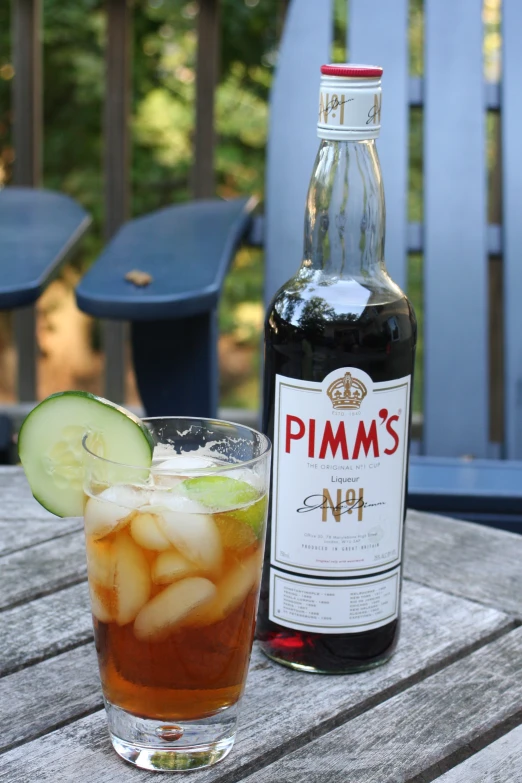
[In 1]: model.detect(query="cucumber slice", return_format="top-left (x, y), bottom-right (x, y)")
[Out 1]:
top-left (19, 391), bottom-right (154, 518)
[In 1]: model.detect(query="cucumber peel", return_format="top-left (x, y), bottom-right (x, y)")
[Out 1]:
top-left (19, 391), bottom-right (154, 518)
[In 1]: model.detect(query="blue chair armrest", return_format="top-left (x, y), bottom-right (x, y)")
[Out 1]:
top-left (76, 197), bottom-right (257, 320)
top-left (0, 188), bottom-right (91, 309)
top-left (408, 456), bottom-right (522, 530)
top-left (75, 197), bottom-right (257, 418)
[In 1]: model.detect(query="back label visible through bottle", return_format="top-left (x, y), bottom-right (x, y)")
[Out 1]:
top-left (270, 369), bottom-right (410, 579)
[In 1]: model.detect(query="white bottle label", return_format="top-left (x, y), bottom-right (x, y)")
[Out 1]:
top-left (269, 368), bottom-right (410, 633)
top-left (269, 566), bottom-right (401, 634)
top-left (317, 80), bottom-right (382, 140)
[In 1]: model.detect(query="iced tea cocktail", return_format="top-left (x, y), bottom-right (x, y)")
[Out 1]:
top-left (82, 417), bottom-right (271, 771)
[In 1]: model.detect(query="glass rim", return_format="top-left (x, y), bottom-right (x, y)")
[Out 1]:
top-left (81, 415), bottom-right (272, 473)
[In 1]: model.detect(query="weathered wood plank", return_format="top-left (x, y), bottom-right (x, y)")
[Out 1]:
top-left (0, 530), bottom-right (86, 610)
top-left (0, 582), bottom-right (92, 677)
top-left (0, 643), bottom-right (101, 754)
top-left (240, 628), bottom-right (522, 783)
top-left (0, 581), bottom-right (511, 781)
top-left (436, 724), bottom-right (522, 782)
top-left (405, 510), bottom-right (522, 616)
top-left (0, 468), bottom-right (55, 520)
top-left (0, 469), bottom-right (82, 556)
top-left (0, 517), bottom-right (82, 557)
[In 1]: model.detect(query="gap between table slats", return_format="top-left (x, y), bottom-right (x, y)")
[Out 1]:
top-left (434, 724), bottom-right (522, 783)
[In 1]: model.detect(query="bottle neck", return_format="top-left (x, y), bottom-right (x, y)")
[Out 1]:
top-left (303, 139), bottom-right (386, 281)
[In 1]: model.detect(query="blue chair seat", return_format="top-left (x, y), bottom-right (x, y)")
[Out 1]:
top-left (408, 456), bottom-right (522, 531)
top-left (0, 188), bottom-right (90, 308)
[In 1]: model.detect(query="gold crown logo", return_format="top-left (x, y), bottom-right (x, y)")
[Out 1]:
top-left (327, 373), bottom-right (367, 410)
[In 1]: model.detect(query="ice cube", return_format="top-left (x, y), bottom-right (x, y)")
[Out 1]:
top-left (188, 550), bottom-right (262, 627)
top-left (152, 490), bottom-right (208, 515)
top-left (84, 485), bottom-right (150, 540)
top-left (152, 550), bottom-right (199, 584)
top-left (155, 509), bottom-right (223, 574)
top-left (89, 582), bottom-right (113, 623)
top-left (85, 537), bottom-right (115, 587)
top-left (152, 455), bottom-right (218, 488)
top-left (152, 474), bottom-right (185, 489)
top-left (134, 577), bottom-right (217, 642)
top-left (153, 455), bottom-right (216, 472)
top-left (130, 510), bottom-right (171, 551)
top-left (112, 532), bottom-right (152, 625)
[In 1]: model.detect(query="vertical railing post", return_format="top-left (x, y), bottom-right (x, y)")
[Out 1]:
top-left (12, 0), bottom-right (42, 402)
top-left (103, 0), bottom-right (132, 403)
top-left (489, 116), bottom-right (503, 448)
top-left (193, 0), bottom-right (220, 199)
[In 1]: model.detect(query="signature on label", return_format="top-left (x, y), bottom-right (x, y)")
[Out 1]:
top-left (319, 94), bottom-right (354, 122)
top-left (297, 494), bottom-right (385, 516)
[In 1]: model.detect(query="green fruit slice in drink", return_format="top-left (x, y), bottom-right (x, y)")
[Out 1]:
top-left (182, 475), bottom-right (267, 540)
top-left (19, 391), bottom-right (154, 517)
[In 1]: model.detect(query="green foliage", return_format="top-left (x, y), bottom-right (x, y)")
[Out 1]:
top-left (3, 0), bottom-right (499, 417)
top-left (0, 0), bottom-right (279, 257)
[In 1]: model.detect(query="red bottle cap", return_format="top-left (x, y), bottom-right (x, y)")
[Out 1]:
top-left (320, 64), bottom-right (383, 78)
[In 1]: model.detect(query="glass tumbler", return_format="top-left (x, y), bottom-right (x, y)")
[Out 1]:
top-left (82, 417), bottom-right (271, 771)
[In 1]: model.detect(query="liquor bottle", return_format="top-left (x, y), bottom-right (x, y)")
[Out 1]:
top-left (257, 64), bottom-right (417, 673)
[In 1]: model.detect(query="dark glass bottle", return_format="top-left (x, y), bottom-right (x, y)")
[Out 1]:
top-left (257, 65), bottom-right (417, 673)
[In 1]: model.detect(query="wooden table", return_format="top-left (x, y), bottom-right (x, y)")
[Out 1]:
top-left (1, 465), bottom-right (522, 782)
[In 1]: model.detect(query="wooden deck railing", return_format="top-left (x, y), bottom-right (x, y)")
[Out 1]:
top-left (10, 0), bottom-right (222, 404)
top-left (8, 0), bottom-right (503, 447)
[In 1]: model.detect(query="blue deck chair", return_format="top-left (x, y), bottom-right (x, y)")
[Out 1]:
top-left (0, 188), bottom-right (90, 308)
top-left (0, 186), bottom-right (90, 461)
top-left (75, 0), bottom-right (522, 528)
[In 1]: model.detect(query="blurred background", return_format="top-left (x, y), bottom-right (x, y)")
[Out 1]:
top-left (0, 0), bottom-right (502, 420)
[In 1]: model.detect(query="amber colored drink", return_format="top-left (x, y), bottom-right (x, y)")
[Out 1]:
top-left (82, 417), bottom-right (271, 772)
top-left (87, 518), bottom-right (263, 721)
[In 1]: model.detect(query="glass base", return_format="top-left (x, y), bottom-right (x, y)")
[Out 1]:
top-left (105, 699), bottom-right (238, 772)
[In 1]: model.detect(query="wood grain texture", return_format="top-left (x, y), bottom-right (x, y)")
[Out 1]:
top-left (435, 724), bottom-right (522, 782)
top-left (241, 627), bottom-right (522, 783)
top-left (0, 531), bottom-right (86, 610)
top-left (0, 516), bottom-right (82, 557)
top-left (0, 644), bottom-right (101, 753)
top-left (0, 468), bottom-right (55, 520)
top-left (0, 581), bottom-right (510, 782)
top-left (0, 582), bottom-right (92, 677)
top-left (0, 468), bottom-right (81, 555)
top-left (405, 510), bottom-right (522, 616)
